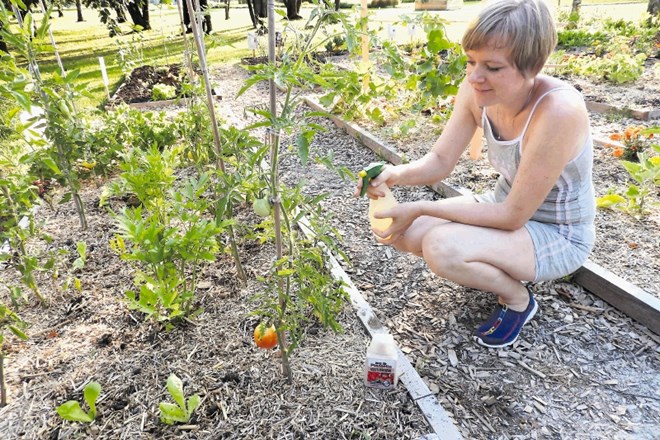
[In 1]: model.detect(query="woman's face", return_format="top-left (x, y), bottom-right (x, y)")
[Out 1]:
top-left (465, 43), bottom-right (529, 108)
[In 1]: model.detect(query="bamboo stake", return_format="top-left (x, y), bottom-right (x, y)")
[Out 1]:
top-left (180, 0), bottom-right (246, 286)
top-left (183, 0), bottom-right (225, 173)
top-left (266, 0), bottom-right (292, 384)
top-left (360, 0), bottom-right (369, 91)
top-left (0, 352), bottom-right (6, 407)
top-left (175, 0), bottom-right (196, 84)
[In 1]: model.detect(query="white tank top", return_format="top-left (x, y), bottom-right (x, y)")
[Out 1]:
top-left (481, 87), bottom-right (596, 225)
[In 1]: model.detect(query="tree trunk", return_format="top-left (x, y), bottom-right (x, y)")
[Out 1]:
top-left (0, 22), bottom-right (7, 53)
top-left (76, 0), bottom-right (84, 21)
top-left (335, 0), bottom-right (340, 11)
top-left (570, 0), bottom-right (581, 15)
top-left (285, 0), bottom-right (302, 20)
top-left (125, 0), bottom-right (150, 30)
top-left (648, 0), bottom-right (660, 16)
top-left (200, 0), bottom-right (212, 34)
top-left (141, 0), bottom-right (150, 30)
top-left (254, 0), bottom-right (267, 18)
top-left (225, 0), bottom-right (230, 20)
top-left (182, 0), bottom-right (191, 32)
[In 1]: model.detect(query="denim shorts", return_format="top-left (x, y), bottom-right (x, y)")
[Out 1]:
top-left (524, 220), bottom-right (595, 282)
top-left (475, 192), bottom-right (595, 282)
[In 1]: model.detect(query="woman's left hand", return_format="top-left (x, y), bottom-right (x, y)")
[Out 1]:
top-left (372, 202), bottom-right (422, 244)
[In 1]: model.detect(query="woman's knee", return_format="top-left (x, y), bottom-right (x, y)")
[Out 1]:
top-left (421, 226), bottom-right (463, 276)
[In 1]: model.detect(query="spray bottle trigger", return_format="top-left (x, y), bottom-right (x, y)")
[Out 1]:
top-left (359, 161), bottom-right (386, 197)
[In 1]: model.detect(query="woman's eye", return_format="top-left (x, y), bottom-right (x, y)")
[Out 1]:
top-left (487, 66), bottom-right (501, 72)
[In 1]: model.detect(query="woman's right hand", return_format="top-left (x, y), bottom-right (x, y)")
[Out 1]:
top-left (354, 164), bottom-right (401, 199)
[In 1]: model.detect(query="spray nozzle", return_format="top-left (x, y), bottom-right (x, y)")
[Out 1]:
top-left (358, 161), bottom-right (386, 197)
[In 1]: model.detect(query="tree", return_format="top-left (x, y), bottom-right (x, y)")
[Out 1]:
top-left (82, 0), bottom-right (150, 33)
top-left (75, 0), bottom-right (84, 21)
top-left (124, 0), bottom-right (150, 30)
top-left (649, 0), bottom-right (660, 16)
top-left (245, 0), bottom-right (265, 31)
top-left (571, 0), bottom-right (581, 15)
top-left (182, 0), bottom-right (212, 35)
top-left (284, 0), bottom-right (301, 20)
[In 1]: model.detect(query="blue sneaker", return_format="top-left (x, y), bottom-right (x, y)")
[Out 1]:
top-left (474, 286), bottom-right (538, 348)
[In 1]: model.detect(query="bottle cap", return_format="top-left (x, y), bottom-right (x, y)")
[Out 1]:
top-left (370, 333), bottom-right (396, 355)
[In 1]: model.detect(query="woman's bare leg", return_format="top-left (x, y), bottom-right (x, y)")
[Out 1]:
top-left (390, 196), bottom-right (536, 311)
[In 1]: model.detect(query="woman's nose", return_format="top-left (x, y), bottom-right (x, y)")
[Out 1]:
top-left (467, 68), bottom-right (484, 84)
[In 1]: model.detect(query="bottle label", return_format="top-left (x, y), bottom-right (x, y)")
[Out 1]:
top-left (365, 357), bottom-right (396, 389)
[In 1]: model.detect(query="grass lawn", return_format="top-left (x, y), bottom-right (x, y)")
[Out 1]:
top-left (6, 0), bottom-right (650, 110)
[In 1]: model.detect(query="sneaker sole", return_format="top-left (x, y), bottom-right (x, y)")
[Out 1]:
top-left (473, 300), bottom-right (539, 349)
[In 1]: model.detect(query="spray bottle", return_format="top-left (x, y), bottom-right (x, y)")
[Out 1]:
top-left (358, 162), bottom-right (398, 236)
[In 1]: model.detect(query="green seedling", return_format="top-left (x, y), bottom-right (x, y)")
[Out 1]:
top-left (56, 381), bottom-right (102, 423)
top-left (1, 303), bottom-right (28, 407)
top-left (159, 374), bottom-right (200, 425)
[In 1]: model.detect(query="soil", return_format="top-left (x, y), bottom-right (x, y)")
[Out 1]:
top-left (1, 62), bottom-right (659, 439)
top-left (109, 64), bottom-right (187, 105)
top-left (240, 50), bottom-right (350, 67)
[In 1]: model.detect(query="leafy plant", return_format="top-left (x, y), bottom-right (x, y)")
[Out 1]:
top-left (115, 26), bottom-right (147, 75)
top-left (111, 172), bottom-right (228, 325)
top-left (159, 374), bottom-right (200, 425)
top-left (62, 241), bottom-right (87, 293)
top-left (553, 15), bottom-right (658, 84)
top-left (608, 125), bottom-right (655, 161)
top-left (597, 128), bottom-right (659, 218)
top-left (0, 5), bottom-right (91, 229)
top-left (0, 148), bottom-right (51, 305)
top-left (0, 303), bottom-right (28, 407)
top-left (152, 83), bottom-right (177, 101)
top-left (238, 3), bottom-right (356, 381)
top-left (56, 381), bottom-right (102, 423)
top-left (319, 12), bottom-right (465, 127)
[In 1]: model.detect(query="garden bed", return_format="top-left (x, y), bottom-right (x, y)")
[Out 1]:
top-left (106, 64), bottom-right (213, 110)
top-left (556, 58), bottom-right (660, 121)
top-left (1, 63), bottom-right (658, 440)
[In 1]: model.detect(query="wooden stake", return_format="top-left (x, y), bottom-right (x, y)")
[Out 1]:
top-left (360, 0), bottom-right (369, 91)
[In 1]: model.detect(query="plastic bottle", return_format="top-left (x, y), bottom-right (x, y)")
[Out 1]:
top-left (364, 333), bottom-right (398, 389)
top-left (368, 183), bottom-right (397, 234)
top-left (358, 162), bottom-right (398, 236)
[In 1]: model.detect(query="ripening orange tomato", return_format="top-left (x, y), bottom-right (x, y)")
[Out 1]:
top-left (254, 323), bottom-right (278, 350)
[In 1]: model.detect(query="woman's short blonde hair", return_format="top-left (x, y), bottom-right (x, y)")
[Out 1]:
top-left (461, 0), bottom-right (557, 77)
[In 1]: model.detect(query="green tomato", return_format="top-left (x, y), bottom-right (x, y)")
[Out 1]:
top-left (252, 197), bottom-right (271, 217)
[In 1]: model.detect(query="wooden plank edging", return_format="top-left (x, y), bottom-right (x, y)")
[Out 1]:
top-left (573, 261), bottom-right (660, 335)
top-left (303, 98), bottom-right (660, 337)
top-left (586, 101), bottom-right (660, 121)
top-left (296, 215), bottom-right (464, 440)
